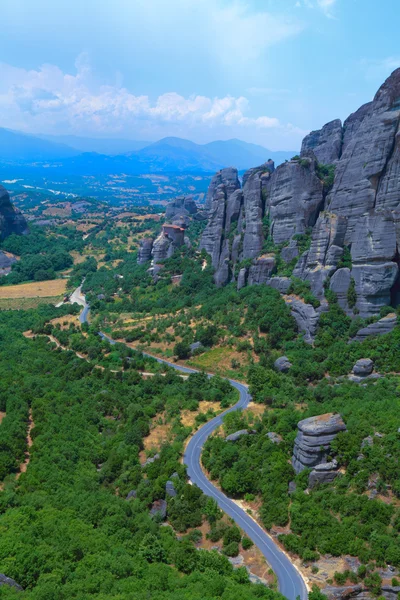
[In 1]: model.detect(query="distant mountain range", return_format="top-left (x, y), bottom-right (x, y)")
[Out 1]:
top-left (0, 128), bottom-right (297, 173)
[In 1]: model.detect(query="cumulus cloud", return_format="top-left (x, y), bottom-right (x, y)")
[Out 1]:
top-left (0, 55), bottom-right (288, 138)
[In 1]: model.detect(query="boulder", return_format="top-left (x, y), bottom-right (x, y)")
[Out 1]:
top-left (225, 429), bottom-right (255, 442)
top-left (266, 277), bottom-right (291, 294)
top-left (142, 453), bottom-right (160, 467)
top-left (292, 413), bottom-right (347, 473)
top-left (165, 480), bottom-right (177, 497)
top-left (274, 356), bottom-right (292, 373)
top-left (352, 359), bottom-right (374, 377)
top-left (126, 490), bottom-right (137, 500)
top-left (0, 574), bottom-right (23, 591)
top-left (150, 499), bottom-right (167, 520)
top-left (266, 432), bottom-right (282, 444)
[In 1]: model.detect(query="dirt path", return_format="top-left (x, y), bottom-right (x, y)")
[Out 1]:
top-left (16, 409), bottom-right (34, 479)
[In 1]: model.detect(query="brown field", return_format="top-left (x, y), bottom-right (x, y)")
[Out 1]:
top-left (50, 314), bottom-right (80, 328)
top-left (0, 279), bottom-right (67, 299)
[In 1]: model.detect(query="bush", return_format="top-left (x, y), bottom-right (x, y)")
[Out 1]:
top-left (242, 537), bottom-right (254, 550)
top-left (223, 542), bottom-right (240, 557)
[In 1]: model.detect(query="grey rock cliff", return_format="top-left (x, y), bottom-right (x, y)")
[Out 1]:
top-left (301, 119), bottom-right (343, 164)
top-left (199, 68), bottom-right (400, 322)
top-left (266, 155), bottom-right (324, 245)
top-left (137, 238), bottom-right (154, 264)
top-left (0, 186), bottom-right (29, 241)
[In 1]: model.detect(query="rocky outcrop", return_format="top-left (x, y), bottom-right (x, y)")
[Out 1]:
top-left (284, 296), bottom-right (320, 343)
top-left (225, 429), bottom-right (256, 442)
top-left (0, 251), bottom-right (17, 275)
top-left (205, 167), bottom-right (240, 211)
top-left (274, 356), bottom-right (292, 373)
top-left (165, 195), bottom-right (206, 226)
top-left (352, 359), bottom-right (374, 377)
top-left (0, 186), bottom-right (28, 241)
top-left (322, 585), bottom-right (400, 600)
top-left (200, 162), bottom-right (274, 286)
top-left (150, 499), bottom-right (167, 520)
top-left (0, 574), bottom-right (23, 591)
top-left (309, 460), bottom-right (339, 488)
top-left (352, 314), bottom-right (397, 342)
top-left (137, 238), bottom-right (154, 264)
top-left (165, 480), bottom-right (177, 497)
top-left (266, 432), bottom-right (282, 444)
top-left (292, 413), bottom-right (347, 473)
top-left (301, 119), bottom-right (343, 164)
top-left (199, 68), bottom-right (400, 321)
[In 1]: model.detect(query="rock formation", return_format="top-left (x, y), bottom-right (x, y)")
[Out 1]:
top-left (137, 238), bottom-right (154, 264)
top-left (274, 356), bottom-right (292, 373)
top-left (165, 195), bottom-right (206, 226)
top-left (352, 314), bottom-right (397, 342)
top-left (0, 185), bottom-right (28, 241)
top-left (352, 359), bottom-right (374, 377)
top-left (292, 413), bottom-right (347, 474)
top-left (199, 68), bottom-right (400, 323)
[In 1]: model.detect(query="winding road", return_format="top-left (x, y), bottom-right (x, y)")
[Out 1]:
top-left (77, 293), bottom-right (307, 600)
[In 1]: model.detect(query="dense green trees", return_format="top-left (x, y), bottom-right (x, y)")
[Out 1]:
top-left (0, 305), bottom-right (282, 600)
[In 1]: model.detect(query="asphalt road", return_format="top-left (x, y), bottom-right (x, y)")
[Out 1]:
top-left (78, 293), bottom-right (307, 600)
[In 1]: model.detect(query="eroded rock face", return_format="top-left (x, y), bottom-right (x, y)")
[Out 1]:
top-left (294, 212), bottom-right (347, 298)
top-left (309, 460), bottom-right (339, 488)
top-left (0, 186), bottom-right (28, 240)
top-left (199, 68), bottom-right (400, 322)
top-left (292, 413), bottom-right (347, 473)
top-left (165, 195), bottom-right (202, 226)
top-left (266, 156), bottom-right (324, 245)
top-left (137, 238), bottom-right (154, 264)
top-left (284, 296), bottom-right (320, 344)
top-left (301, 119), bottom-right (343, 164)
top-left (205, 167), bottom-right (240, 211)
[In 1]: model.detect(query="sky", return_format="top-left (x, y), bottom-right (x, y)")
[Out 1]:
top-left (0, 0), bottom-right (399, 150)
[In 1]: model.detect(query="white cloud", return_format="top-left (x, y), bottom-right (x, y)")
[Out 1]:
top-left (297, 0), bottom-right (337, 17)
top-left (0, 56), bottom-right (289, 138)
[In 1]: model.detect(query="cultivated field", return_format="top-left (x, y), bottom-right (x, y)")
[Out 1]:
top-left (0, 279), bottom-right (67, 299)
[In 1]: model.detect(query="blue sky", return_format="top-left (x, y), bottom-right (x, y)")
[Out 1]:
top-left (1, 0), bottom-right (399, 149)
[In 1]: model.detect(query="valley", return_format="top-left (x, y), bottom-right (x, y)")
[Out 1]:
top-left (0, 63), bottom-right (399, 600)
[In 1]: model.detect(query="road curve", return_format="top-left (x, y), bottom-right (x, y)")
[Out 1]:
top-left (78, 295), bottom-right (307, 600)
